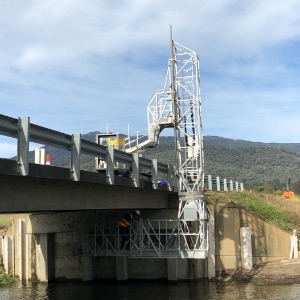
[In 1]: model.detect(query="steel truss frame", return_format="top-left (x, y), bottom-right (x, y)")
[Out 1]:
top-left (147, 28), bottom-right (207, 258)
top-left (83, 28), bottom-right (208, 259)
top-left (147, 38), bottom-right (204, 195)
top-left (81, 219), bottom-right (206, 259)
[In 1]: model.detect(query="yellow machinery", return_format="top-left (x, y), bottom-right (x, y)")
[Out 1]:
top-left (95, 133), bottom-right (128, 175)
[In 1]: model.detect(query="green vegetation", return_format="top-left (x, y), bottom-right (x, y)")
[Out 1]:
top-left (231, 192), bottom-right (292, 231)
top-left (0, 268), bottom-right (18, 286)
top-left (0, 215), bottom-right (14, 230)
top-left (206, 191), bottom-right (300, 234)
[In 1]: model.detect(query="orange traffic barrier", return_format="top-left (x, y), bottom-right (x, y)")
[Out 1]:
top-left (46, 154), bottom-right (51, 165)
top-left (281, 191), bottom-right (296, 199)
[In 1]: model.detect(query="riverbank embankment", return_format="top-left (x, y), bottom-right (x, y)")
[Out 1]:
top-left (218, 259), bottom-right (300, 284)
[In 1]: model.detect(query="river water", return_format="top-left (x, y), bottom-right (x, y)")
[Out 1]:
top-left (1, 281), bottom-right (300, 300)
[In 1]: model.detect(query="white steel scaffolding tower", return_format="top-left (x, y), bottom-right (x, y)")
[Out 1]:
top-left (82, 27), bottom-right (208, 259)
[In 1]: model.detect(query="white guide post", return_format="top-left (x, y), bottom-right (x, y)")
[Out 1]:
top-left (240, 227), bottom-right (253, 270)
top-left (290, 229), bottom-right (298, 259)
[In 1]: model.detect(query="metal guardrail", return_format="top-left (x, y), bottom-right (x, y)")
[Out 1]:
top-left (0, 114), bottom-right (243, 192)
top-left (0, 114), bottom-right (176, 191)
top-left (204, 175), bottom-right (244, 192)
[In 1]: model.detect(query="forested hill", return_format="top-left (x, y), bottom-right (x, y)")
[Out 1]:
top-left (204, 136), bottom-right (300, 154)
top-left (143, 136), bottom-right (300, 190)
top-left (30, 133), bottom-right (300, 191)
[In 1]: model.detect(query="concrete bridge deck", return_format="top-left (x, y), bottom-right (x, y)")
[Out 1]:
top-left (0, 158), bottom-right (178, 213)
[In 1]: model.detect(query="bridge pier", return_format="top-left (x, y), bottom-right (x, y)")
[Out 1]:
top-left (35, 233), bottom-right (55, 282)
top-left (81, 256), bottom-right (94, 281)
top-left (25, 233), bottom-right (32, 281)
top-left (15, 218), bottom-right (26, 281)
top-left (167, 258), bottom-right (178, 282)
top-left (1, 235), bottom-right (14, 274)
top-left (116, 256), bottom-right (128, 281)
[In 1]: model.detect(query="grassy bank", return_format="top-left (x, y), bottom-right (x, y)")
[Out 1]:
top-left (0, 214), bottom-right (14, 231)
top-left (205, 190), bottom-right (300, 235)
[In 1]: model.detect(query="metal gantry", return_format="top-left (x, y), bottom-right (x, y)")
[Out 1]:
top-left (83, 27), bottom-right (208, 259)
top-left (147, 26), bottom-right (207, 257)
top-left (81, 219), bottom-right (206, 259)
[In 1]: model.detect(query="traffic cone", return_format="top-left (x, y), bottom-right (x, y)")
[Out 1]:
top-left (46, 154), bottom-right (51, 165)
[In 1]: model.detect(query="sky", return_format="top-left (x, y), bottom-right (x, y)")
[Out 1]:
top-left (1, 0), bottom-right (300, 158)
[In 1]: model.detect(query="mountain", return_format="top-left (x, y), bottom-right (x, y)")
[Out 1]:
top-left (28, 134), bottom-right (300, 191)
top-left (142, 136), bottom-right (300, 190)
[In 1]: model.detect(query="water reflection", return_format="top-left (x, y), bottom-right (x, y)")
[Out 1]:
top-left (1, 281), bottom-right (300, 300)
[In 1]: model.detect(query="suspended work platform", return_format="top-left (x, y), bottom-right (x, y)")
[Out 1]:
top-left (81, 218), bottom-right (208, 259)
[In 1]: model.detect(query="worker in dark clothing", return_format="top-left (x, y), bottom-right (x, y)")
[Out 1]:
top-left (116, 210), bottom-right (140, 249)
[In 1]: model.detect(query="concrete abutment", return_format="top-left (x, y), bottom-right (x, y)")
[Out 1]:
top-left (0, 205), bottom-right (293, 283)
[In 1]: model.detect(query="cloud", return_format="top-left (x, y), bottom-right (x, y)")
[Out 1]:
top-left (1, 0), bottom-right (300, 156)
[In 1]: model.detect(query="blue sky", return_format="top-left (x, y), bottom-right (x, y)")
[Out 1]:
top-left (1, 0), bottom-right (300, 158)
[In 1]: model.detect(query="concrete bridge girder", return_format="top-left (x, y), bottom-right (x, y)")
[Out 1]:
top-left (0, 175), bottom-right (178, 213)
top-left (0, 158), bottom-right (178, 213)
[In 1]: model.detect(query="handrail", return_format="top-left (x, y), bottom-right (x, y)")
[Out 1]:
top-left (0, 114), bottom-right (174, 191)
top-left (0, 114), bottom-right (18, 138)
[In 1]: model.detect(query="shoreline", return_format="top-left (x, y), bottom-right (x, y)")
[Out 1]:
top-left (216, 259), bottom-right (300, 285)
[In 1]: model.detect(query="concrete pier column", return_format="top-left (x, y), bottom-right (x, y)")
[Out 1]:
top-left (36, 233), bottom-right (55, 282)
top-left (81, 256), bottom-right (94, 281)
top-left (240, 227), bottom-right (253, 270)
top-left (3, 235), bottom-right (14, 274)
top-left (167, 258), bottom-right (178, 282)
top-left (25, 234), bottom-right (32, 281)
top-left (116, 256), bottom-right (128, 281)
top-left (15, 218), bottom-right (26, 280)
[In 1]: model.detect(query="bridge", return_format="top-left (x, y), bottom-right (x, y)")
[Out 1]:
top-left (0, 114), bottom-right (178, 213)
top-left (0, 113), bottom-right (209, 282)
top-left (0, 31), bottom-right (246, 282)
top-left (0, 113), bottom-right (243, 212)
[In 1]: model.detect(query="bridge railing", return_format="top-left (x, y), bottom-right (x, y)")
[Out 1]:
top-left (204, 174), bottom-right (244, 192)
top-left (0, 114), bottom-right (176, 191)
top-left (0, 114), bottom-right (244, 193)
